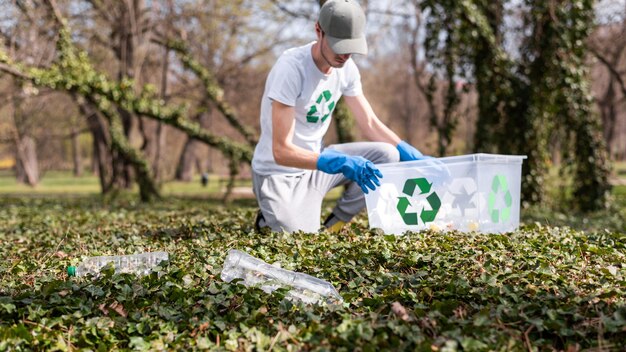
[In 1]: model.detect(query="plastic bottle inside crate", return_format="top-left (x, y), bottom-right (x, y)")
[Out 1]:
top-left (67, 252), bottom-right (169, 277)
top-left (221, 249), bottom-right (343, 304)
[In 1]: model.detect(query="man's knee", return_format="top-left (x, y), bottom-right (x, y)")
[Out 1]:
top-left (370, 142), bottom-right (400, 164)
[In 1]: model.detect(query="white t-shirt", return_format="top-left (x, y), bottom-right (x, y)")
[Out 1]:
top-left (251, 42), bottom-right (363, 175)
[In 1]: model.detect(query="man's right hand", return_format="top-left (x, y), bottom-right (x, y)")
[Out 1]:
top-left (316, 149), bottom-right (382, 194)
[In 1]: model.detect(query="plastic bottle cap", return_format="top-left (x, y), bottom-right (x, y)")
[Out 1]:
top-left (67, 266), bottom-right (76, 277)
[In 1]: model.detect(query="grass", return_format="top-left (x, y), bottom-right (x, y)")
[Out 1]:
top-left (0, 170), bottom-right (252, 197)
top-left (0, 170), bottom-right (344, 202)
top-left (0, 170), bottom-right (102, 194)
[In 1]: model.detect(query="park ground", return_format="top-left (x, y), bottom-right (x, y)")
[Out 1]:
top-left (0, 164), bottom-right (625, 351)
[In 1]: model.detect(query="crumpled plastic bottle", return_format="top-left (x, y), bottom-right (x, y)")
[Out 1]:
top-left (221, 249), bottom-right (342, 305)
top-left (67, 252), bottom-right (169, 277)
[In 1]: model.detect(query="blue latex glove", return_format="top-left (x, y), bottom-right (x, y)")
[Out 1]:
top-left (396, 140), bottom-right (430, 161)
top-left (317, 149), bottom-right (383, 194)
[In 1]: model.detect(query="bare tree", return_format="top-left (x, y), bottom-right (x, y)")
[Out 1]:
top-left (406, 0), bottom-right (464, 156)
top-left (83, 0), bottom-right (157, 188)
top-left (175, 107), bottom-right (212, 181)
top-left (1, 2), bottom-right (56, 185)
top-left (589, 19), bottom-right (626, 159)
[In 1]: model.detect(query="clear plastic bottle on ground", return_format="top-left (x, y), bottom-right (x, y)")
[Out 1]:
top-left (221, 249), bottom-right (343, 304)
top-left (67, 252), bottom-right (169, 277)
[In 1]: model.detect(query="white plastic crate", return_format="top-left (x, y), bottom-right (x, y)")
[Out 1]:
top-left (364, 153), bottom-right (527, 234)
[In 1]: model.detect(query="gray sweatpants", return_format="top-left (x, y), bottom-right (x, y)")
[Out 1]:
top-left (252, 142), bottom-right (400, 233)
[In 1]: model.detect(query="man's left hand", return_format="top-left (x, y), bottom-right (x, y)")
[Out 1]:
top-left (396, 141), bottom-right (451, 184)
top-left (396, 140), bottom-right (430, 161)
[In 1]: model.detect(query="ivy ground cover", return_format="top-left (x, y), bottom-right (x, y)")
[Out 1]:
top-left (0, 196), bottom-right (624, 351)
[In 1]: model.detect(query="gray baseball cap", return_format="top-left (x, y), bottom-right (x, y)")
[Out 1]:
top-left (319, 0), bottom-right (368, 55)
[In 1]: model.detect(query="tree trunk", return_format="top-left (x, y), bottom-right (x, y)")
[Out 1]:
top-left (88, 95), bottom-right (160, 202)
top-left (15, 156), bottom-right (25, 184)
top-left (71, 124), bottom-right (82, 176)
top-left (10, 84), bottom-right (39, 186)
top-left (600, 78), bottom-right (617, 158)
top-left (138, 116), bottom-right (158, 171)
top-left (205, 111), bottom-right (214, 173)
top-left (111, 0), bottom-right (150, 189)
top-left (113, 109), bottom-right (135, 189)
top-left (176, 139), bottom-right (198, 182)
top-left (14, 135), bottom-right (39, 186)
top-left (75, 95), bottom-right (114, 193)
top-left (153, 121), bottom-right (166, 181)
top-left (176, 110), bottom-right (211, 181)
top-left (402, 74), bottom-right (413, 146)
top-left (154, 44), bottom-right (170, 181)
top-left (91, 124), bottom-right (112, 193)
top-left (222, 158), bottom-right (239, 204)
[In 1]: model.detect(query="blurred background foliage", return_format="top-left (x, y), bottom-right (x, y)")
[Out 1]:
top-left (0, 0), bottom-right (624, 211)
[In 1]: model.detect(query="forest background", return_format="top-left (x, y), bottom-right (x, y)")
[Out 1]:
top-left (0, 0), bottom-right (625, 211)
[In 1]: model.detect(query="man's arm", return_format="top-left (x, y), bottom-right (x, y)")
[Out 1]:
top-left (343, 94), bottom-right (401, 145)
top-left (271, 100), bottom-right (319, 169)
top-left (272, 98), bottom-right (383, 193)
top-left (345, 94), bottom-right (435, 162)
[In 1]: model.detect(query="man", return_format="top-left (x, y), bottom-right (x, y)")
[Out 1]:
top-left (251, 0), bottom-right (433, 233)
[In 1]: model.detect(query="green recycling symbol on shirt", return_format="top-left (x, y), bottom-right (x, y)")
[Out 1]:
top-left (306, 90), bottom-right (335, 123)
top-left (396, 178), bottom-right (441, 225)
top-left (488, 174), bottom-right (512, 223)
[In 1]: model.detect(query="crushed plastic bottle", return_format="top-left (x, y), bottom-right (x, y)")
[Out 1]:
top-left (221, 249), bottom-right (343, 305)
top-left (67, 252), bottom-right (169, 277)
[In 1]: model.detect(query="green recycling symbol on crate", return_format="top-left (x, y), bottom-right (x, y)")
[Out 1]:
top-left (396, 177), bottom-right (441, 225)
top-left (306, 90), bottom-right (335, 123)
top-left (488, 174), bottom-right (512, 223)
